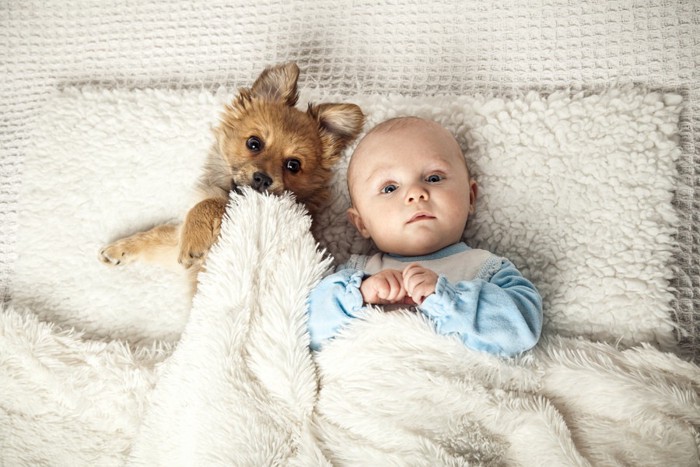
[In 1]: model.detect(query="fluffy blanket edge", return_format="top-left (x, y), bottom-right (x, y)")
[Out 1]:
top-left (128, 190), bottom-right (700, 466)
top-left (2, 189), bottom-right (699, 466)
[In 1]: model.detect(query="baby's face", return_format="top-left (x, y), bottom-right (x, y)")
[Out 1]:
top-left (347, 121), bottom-right (476, 256)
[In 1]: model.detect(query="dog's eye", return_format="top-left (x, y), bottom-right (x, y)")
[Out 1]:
top-left (285, 158), bottom-right (301, 173)
top-left (246, 136), bottom-right (263, 152)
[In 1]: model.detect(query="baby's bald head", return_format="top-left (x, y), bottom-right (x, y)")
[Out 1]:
top-left (347, 117), bottom-right (468, 204)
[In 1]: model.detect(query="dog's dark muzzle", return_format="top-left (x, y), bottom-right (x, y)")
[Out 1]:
top-left (251, 172), bottom-right (273, 193)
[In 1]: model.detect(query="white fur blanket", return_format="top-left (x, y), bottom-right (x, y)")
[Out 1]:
top-left (3, 192), bottom-right (699, 466)
top-left (2, 87), bottom-right (699, 465)
top-left (127, 190), bottom-right (700, 467)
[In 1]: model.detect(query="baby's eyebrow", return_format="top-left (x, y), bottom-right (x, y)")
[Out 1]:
top-left (363, 167), bottom-right (393, 185)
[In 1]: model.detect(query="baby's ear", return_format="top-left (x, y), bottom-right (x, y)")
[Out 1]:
top-left (308, 103), bottom-right (365, 151)
top-left (249, 62), bottom-right (300, 106)
top-left (468, 179), bottom-right (478, 214)
top-left (347, 207), bottom-right (371, 239)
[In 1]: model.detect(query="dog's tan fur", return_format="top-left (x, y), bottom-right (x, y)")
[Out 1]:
top-left (100, 63), bottom-right (364, 289)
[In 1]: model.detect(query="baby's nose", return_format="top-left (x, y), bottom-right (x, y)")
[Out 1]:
top-left (406, 185), bottom-right (429, 203)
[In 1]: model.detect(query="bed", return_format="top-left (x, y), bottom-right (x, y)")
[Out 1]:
top-left (1, 1), bottom-right (699, 465)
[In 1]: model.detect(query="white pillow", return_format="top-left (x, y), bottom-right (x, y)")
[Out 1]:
top-left (11, 87), bottom-right (682, 348)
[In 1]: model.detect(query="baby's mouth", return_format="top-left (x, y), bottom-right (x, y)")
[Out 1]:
top-left (407, 212), bottom-right (436, 224)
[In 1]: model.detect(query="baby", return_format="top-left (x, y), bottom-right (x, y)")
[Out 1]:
top-left (307, 117), bottom-right (542, 356)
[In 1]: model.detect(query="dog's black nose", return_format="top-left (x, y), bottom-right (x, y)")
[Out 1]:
top-left (252, 172), bottom-right (273, 192)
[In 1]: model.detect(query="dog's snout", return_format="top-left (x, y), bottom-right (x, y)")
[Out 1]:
top-left (252, 172), bottom-right (273, 192)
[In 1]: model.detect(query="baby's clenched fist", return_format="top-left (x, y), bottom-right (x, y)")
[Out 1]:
top-left (360, 264), bottom-right (438, 306)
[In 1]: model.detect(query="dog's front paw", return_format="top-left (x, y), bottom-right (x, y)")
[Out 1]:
top-left (178, 240), bottom-right (206, 269)
top-left (99, 239), bottom-right (137, 266)
top-left (178, 198), bottom-right (226, 269)
top-left (178, 219), bottom-right (221, 269)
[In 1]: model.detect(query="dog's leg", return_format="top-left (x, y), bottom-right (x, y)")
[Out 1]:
top-left (178, 197), bottom-right (228, 269)
top-left (100, 224), bottom-right (181, 270)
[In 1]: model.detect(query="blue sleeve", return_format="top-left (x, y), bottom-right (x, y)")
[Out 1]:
top-left (306, 268), bottom-right (366, 351)
top-left (418, 259), bottom-right (542, 356)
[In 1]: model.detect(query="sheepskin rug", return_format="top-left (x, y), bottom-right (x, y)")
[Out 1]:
top-left (2, 86), bottom-right (697, 465)
top-left (10, 87), bottom-right (682, 347)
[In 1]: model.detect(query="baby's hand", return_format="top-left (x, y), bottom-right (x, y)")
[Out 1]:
top-left (402, 263), bottom-right (438, 305)
top-left (361, 269), bottom-right (411, 305)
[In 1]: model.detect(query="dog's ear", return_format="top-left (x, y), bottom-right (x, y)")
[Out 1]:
top-left (308, 103), bottom-right (365, 151)
top-left (249, 62), bottom-right (300, 106)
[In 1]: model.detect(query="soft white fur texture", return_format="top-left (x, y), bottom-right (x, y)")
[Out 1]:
top-left (2, 87), bottom-right (696, 464)
top-left (10, 87), bottom-right (683, 347)
top-left (4, 189), bottom-right (698, 465)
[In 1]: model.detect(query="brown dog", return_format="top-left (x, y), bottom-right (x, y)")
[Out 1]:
top-left (100, 63), bottom-right (364, 288)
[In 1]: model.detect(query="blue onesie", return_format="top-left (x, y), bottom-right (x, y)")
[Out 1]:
top-left (307, 242), bottom-right (542, 356)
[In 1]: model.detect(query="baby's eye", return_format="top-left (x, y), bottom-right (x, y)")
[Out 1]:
top-left (381, 184), bottom-right (398, 194)
top-left (426, 174), bottom-right (443, 183)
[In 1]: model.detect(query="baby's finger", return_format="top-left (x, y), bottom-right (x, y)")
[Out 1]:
top-left (385, 273), bottom-right (406, 302)
top-left (410, 282), bottom-right (432, 305)
top-left (374, 279), bottom-right (391, 301)
top-left (403, 270), bottom-right (425, 296)
top-left (402, 263), bottom-right (421, 279)
top-left (363, 284), bottom-right (382, 304)
top-left (403, 263), bottom-right (424, 283)
top-left (373, 275), bottom-right (393, 300)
